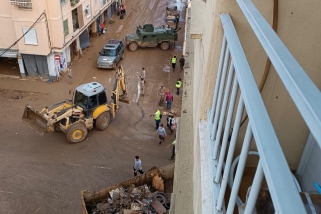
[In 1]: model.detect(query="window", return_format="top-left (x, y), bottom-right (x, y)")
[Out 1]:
top-left (63, 19), bottom-right (69, 37)
top-left (100, 0), bottom-right (103, 7)
top-left (98, 92), bottom-right (107, 104)
top-left (22, 27), bottom-right (38, 45)
top-left (84, 3), bottom-right (91, 19)
top-left (60, 0), bottom-right (66, 6)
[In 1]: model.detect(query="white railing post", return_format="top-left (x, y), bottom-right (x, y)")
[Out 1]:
top-left (209, 36), bottom-right (227, 124)
top-left (210, 45), bottom-right (230, 141)
top-left (216, 95), bottom-right (244, 211)
top-left (213, 63), bottom-right (235, 159)
top-left (226, 125), bottom-right (253, 213)
top-left (214, 77), bottom-right (239, 183)
top-left (244, 161), bottom-right (264, 214)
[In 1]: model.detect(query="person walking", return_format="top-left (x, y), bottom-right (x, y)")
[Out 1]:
top-left (175, 78), bottom-right (182, 95)
top-left (158, 85), bottom-right (165, 106)
top-left (140, 67), bottom-right (146, 83)
top-left (166, 114), bottom-right (172, 131)
top-left (165, 92), bottom-right (173, 109)
top-left (133, 156), bottom-right (144, 177)
top-left (166, 139), bottom-right (176, 160)
top-left (150, 108), bottom-right (162, 130)
top-left (99, 21), bottom-right (105, 35)
top-left (156, 124), bottom-right (167, 146)
top-left (171, 56), bottom-right (177, 72)
top-left (67, 65), bottom-right (72, 85)
top-left (140, 68), bottom-right (146, 95)
top-left (179, 55), bottom-right (185, 71)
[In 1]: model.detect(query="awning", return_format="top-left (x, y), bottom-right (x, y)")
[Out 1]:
top-left (0, 49), bottom-right (18, 58)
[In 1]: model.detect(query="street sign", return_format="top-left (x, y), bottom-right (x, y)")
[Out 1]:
top-left (54, 54), bottom-right (60, 60)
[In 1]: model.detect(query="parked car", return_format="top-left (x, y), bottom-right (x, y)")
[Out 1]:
top-left (97, 40), bottom-right (125, 69)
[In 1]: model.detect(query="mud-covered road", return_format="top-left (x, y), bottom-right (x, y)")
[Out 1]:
top-left (0, 0), bottom-right (187, 212)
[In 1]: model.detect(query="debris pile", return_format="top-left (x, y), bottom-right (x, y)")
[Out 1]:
top-left (91, 184), bottom-right (170, 214)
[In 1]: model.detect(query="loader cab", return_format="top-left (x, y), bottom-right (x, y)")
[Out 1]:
top-left (74, 82), bottom-right (107, 117)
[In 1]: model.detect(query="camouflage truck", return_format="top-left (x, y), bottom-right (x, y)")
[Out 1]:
top-left (124, 24), bottom-right (180, 52)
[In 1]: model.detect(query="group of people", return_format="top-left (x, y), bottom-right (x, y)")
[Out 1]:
top-left (118, 4), bottom-right (126, 17)
top-left (171, 55), bottom-right (185, 72)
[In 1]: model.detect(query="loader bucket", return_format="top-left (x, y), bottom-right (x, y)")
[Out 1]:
top-left (119, 94), bottom-right (130, 104)
top-left (22, 105), bottom-right (48, 135)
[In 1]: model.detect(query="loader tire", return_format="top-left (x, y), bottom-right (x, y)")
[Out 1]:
top-left (66, 123), bottom-right (88, 144)
top-left (96, 112), bottom-right (111, 131)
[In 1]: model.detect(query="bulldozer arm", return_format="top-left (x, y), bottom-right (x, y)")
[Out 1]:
top-left (22, 105), bottom-right (48, 135)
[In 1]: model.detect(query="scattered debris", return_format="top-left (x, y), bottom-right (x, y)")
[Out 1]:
top-left (90, 184), bottom-right (169, 214)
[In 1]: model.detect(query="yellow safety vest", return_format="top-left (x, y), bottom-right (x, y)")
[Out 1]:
top-left (171, 57), bottom-right (177, 63)
top-left (176, 81), bottom-right (182, 88)
top-left (155, 110), bottom-right (161, 120)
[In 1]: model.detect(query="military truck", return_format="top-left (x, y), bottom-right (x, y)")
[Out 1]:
top-left (124, 24), bottom-right (180, 52)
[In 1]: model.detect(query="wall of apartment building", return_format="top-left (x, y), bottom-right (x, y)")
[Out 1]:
top-left (0, 0), bottom-right (50, 55)
top-left (0, 1), bottom-right (17, 49)
top-left (174, 0), bottom-right (321, 213)
top-left (190, 0), bottom-right (321, 171)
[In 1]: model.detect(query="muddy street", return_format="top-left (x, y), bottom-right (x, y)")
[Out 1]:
top-left (0, 0), bottom-right (187, 213)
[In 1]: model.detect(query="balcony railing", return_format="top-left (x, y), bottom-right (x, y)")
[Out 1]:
top-left (10, 0), bottom-right (32, 9)
top-left (205, 0), bottom-right (321, 213)
top-left (70, 0), bottom-right (80, 7)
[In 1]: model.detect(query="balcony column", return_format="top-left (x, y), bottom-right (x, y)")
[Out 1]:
top-left (91, 20), bottom-right (98, 37)
top-left (75, 36), bottom-right (82, 58)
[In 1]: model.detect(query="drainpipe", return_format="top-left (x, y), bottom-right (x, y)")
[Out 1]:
top-left (60, 3), bottom-right (66, 45)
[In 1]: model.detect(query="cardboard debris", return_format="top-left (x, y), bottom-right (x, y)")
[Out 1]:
top-left (152, 175), bottom-right (164, 192)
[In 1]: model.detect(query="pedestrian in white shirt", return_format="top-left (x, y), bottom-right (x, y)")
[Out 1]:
top-left (133, 156), bottom-right (144, 177)
top-left (156, 124), bottom-right (167, 146)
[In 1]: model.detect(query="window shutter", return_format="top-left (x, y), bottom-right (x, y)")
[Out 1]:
top-left (22, 28), bottom-right (38, 45)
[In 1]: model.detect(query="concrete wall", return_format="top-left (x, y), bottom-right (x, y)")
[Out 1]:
top-left (174, 0), bottom-right (321, 213)
top-left (190, 0), bottom-right (321, 170)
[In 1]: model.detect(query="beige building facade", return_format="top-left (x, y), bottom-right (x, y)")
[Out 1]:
top-left (171, 0), bottom-right (321, 213)
top-left (0, 0), bottom-right (118, 80)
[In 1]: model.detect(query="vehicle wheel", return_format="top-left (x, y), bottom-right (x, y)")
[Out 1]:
top-left (66, 122), bottom-right (88, 144)
top-left (96, 111), bottom-right (111, 131)
top-left (121, 52), bottom-right (125, 60)
top-left (113, 63), bottom-right (117, 70)
top-left (160, 42), bottom-right (170, 51)
top-left (129, 42), bottom-right (138, 51)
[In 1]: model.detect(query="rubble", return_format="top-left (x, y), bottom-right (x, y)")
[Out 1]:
top-left (91, 184), bottom-right (169, 214)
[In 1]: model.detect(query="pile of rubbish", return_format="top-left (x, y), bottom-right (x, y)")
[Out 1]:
top-left (91, 184), bottom-right (170, 214)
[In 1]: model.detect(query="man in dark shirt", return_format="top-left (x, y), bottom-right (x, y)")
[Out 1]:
top-left (179, 55), bottom-right (185, 71)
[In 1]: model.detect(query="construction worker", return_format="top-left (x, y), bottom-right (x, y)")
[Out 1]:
top-left (176, 78), bottom-right (182, 95)
top-left (158, 85), bottom-right (165, 106)
top-left (150, 108), bottom-right (162, 130)
top-left (171, 56), bottom-right (177, 72)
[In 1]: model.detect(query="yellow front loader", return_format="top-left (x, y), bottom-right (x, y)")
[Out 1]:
top-left (22, 66), bottom-right (129, 144)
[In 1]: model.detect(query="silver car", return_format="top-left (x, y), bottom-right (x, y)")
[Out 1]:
top-left (97, 40), bottom-right (125, 69)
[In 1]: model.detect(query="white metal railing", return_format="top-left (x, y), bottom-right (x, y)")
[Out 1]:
top-left (207, 10), bottom-right (321, 213)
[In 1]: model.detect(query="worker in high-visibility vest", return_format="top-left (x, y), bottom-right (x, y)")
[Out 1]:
top-left (150, 108), bottom-right (162, 130)
top-left (176, 78), bottom-right (182, 95)
top-left (171, 56), bottom-right (177, 72)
